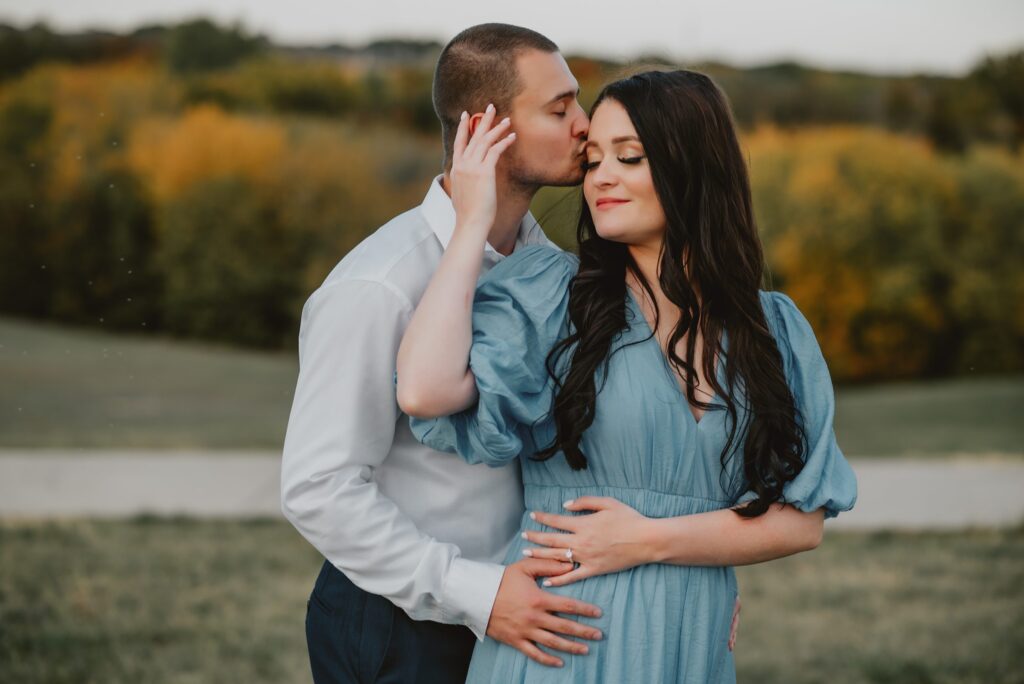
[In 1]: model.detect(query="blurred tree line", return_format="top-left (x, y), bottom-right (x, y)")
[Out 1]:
top-left (0, 19), bottom-right (1021, 380)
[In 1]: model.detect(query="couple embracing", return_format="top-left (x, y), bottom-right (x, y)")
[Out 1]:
top-left (281, 22), bottom-right (857, 684)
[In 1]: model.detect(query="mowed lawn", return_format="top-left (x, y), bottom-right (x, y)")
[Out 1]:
top-left (1, 315), bottom-right (1022, 456)
top-left (0, 519), bottom-right (1020, 684)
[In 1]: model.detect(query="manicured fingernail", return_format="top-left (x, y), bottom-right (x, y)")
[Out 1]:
top-left (542, 580), bottom-right (552, 587)
top-left (529, 511), bottom-right (536, 520)
top-left (508, 132), bottom-right (516, 139)
top-left (522, 549), bottom-right (533, 557)
top-left (563, 500), bottom-right (574, 508)
top-left (579, 646), bottom-right (589, 655)
top-left (461, 111), bottom-right (467, 120)
top-left (593, 631), bottom-right (603, 640)
top-left (593, 609), bottom-right (602, 618)
top-left (521, 532), bottom-right (529, 540)
top-left (486, 103), bottom-right (494, 112)
top-left (501, 116), bottom-right (510, 124)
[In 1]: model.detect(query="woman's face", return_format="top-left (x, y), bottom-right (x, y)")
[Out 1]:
top-left (582, 99), bottom-right (667, 247)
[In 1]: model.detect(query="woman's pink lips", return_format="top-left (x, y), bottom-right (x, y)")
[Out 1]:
top-left (595, 199), bottom-right (630, 210)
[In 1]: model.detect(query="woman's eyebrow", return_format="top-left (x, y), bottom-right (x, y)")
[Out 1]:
top-left (584, 135), bottom-right (642, 149)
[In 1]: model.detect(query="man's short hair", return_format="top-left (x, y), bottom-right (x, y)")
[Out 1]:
top-left (433, 23), bottom-right (558, 171)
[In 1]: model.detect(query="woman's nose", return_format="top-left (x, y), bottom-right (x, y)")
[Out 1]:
top-left (591, 163), bottom-right (616, 188)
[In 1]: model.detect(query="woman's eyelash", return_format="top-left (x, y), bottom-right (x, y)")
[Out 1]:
top-left (582, 156), bottom-right (645, 171)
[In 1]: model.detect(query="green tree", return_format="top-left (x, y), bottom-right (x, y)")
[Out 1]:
top-left (164, 19), bottom-right (266, 74)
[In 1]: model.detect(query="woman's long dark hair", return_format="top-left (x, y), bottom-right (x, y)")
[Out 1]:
top-left (535, 70), bottom-right (806, 518)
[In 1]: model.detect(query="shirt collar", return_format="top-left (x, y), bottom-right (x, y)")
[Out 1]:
top-left (420, 174), bottom-right (545, 256)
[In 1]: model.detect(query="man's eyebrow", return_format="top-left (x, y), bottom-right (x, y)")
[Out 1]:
top-left (584, 135), bottom-right (642, 148)
top-left (545, 87), bottom-right (580, 106)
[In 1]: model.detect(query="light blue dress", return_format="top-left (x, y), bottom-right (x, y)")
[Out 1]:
top-left (410, 244), bottom-right (857, 684)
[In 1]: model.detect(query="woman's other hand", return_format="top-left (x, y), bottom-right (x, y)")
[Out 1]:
top-left (522, 496), bottom-right (655, 586)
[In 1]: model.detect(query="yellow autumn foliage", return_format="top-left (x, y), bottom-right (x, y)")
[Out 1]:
top-left (126, 104), bottom-right (286, 203)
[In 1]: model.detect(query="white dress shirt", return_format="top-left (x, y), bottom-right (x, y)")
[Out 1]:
top-left (281, 174), bottom-right (557, 640)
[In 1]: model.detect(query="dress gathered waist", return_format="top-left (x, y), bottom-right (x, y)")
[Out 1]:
top-left (522, 482), bottom-right (733, 518)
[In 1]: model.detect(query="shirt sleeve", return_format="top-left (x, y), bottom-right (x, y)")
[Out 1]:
top-left (280, 278), bottom-right (504, 640)
top-left (408, 244), bottom-right (578, 466)
top-left (734, 291), bottom-right (858, 520)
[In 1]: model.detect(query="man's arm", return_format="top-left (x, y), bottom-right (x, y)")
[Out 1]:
top-left (281, 278), bottom-right (500, 637)
top-left (280, 277), bottom-right (602, 664)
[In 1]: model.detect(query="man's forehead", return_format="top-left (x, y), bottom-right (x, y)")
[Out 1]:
top-left (513, 50), bottom-right (579, 105)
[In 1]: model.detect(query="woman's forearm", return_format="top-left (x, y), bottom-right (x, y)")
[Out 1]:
top-left (644, 503), bottom-right (824, 567)
top-left (396, 222), bottom-right (489, 418)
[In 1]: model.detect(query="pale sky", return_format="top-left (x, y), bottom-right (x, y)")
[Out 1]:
top-left (4, 0), bottom-right (1023, 75)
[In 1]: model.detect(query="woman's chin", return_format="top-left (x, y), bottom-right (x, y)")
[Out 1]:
top-left (594, 223), bottom-right (640, 246)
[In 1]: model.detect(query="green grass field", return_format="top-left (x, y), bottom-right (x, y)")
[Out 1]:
top-left (1, 519), bottom-right (1020, 684)
top-left (1, 315), bottom-right (1021, 455)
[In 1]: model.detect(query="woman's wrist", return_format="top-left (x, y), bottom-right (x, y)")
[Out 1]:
top-left (640, 516), bottom-right (673, 565)
top-left (453, 218), bottom-right (491, 241)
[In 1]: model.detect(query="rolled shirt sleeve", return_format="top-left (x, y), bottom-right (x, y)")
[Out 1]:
top-left (280, 278), bottom-right (503, 639)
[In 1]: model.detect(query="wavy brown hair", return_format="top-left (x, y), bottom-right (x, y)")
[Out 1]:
top-left (535, 70), bottom-right (806, 518)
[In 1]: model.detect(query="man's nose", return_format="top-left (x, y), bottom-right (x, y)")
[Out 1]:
top-left (574, 105), bottom-right (590, 137)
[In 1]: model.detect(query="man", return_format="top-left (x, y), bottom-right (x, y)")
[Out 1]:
top-left (281, 24), bottom-right (603, 683)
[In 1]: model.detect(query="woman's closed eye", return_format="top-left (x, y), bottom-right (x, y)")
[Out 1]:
top-left (582, 156), bottom-right (645, 171)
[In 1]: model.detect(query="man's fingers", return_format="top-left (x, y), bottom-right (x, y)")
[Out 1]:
top-left (532, 629), bottom-right (589, 656)
top-left (516, 640), bottom-right (563, 668)
top-left (541, 593), bottom-right (602, 619)
top-left (539, 615), bottom-right (603, 642)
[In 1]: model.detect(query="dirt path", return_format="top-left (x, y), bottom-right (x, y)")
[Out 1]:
top-left (2, 451), bottom-right (1022, 529)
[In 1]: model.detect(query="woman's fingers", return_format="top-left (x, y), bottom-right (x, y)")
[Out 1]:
top-left (484, 131), bottom-right (516, 165)
top-left (564, 496), bottom-right (618, 512)
top-left (530, 510), bottom-right (578, 532)
top-left (464, 103), bottom-right (497, 157)
top-left (523, 530), bottom-right (573, 548)
top-left (480, 116), bottom-right (512, 147)
top-left (452, 110), bottom-right (469, 165)
top-left (522, 547), bottom-right (575, 561)
top-left (541, 566), bottom-right (590, 587)
top-left (464, 105), bottom-right (514, 163)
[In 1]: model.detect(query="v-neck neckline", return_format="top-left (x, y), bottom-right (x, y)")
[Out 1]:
top-left (625, 287), bottom-right (727, 427)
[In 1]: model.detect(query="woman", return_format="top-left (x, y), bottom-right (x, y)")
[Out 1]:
top-left (397, 70), bottom-right (857, 683)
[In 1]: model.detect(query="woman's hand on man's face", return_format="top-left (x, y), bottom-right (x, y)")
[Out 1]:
top-left (450, 103), bottom-right (516, 236)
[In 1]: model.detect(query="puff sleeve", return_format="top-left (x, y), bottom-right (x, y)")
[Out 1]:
top-left (409, 244), bottom-right (578, 466)
top-left (734, 291), bottom-right (858, 519)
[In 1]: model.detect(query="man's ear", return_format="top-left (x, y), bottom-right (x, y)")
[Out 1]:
top-left (467, 112), bottom-right (485, 137)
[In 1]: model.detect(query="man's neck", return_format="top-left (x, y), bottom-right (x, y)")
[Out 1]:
top-left (441, 173), bottom-right (535, 257)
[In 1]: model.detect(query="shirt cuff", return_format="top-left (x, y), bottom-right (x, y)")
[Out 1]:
top-left (442, 557), bottom-right (505, 641)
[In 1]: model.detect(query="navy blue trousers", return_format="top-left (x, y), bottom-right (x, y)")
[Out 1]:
top-left (305, 559), bottom-right (477, 683)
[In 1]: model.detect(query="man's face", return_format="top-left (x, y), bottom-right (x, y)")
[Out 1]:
top-left (503, 49), bottom-right (590, 188)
